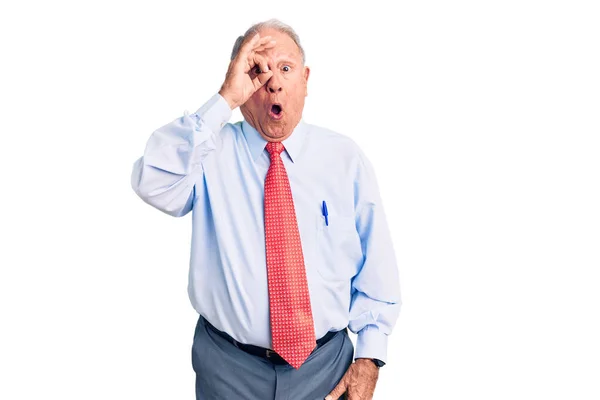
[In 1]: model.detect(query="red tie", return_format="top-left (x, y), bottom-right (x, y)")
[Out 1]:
top-left (264, 141), bottom-right (316, 369)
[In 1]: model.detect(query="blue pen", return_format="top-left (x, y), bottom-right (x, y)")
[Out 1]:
top-left (322, 200), bottom-right (329, 226)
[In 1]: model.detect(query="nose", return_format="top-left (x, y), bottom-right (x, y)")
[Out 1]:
top-left (266, 74), bottom-right (282, 93)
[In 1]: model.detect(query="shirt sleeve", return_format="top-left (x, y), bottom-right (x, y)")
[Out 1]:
top-left (348, 147), bottom-right (402, 364)
top-left (130, 93), bottom-right (232, 217)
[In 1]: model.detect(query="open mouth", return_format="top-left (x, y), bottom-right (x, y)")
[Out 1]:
top-left (269, 104), bottom-right (283, 120)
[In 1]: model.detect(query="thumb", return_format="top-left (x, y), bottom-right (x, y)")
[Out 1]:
top-left (325, 379), bottom-right (347, 400)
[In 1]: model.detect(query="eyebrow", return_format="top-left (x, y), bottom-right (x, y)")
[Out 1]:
top-left (275, 58), bottom-right (298, 66)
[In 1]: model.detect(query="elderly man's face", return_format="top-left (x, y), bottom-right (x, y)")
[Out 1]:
top-left (240, 28), bottom-right (310, 142)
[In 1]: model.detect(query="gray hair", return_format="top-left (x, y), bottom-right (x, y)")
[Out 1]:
top-left (230, 19), bottom-right (305, 64)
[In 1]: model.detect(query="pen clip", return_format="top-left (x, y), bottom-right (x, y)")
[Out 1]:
top-left (322, 200), bottom-right (329, 226)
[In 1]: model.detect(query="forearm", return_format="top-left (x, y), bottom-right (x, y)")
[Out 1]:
top-left (350, 291), bottom-right (401, 363)
top-left (348, 148), bottom-right (402, 363)
top-left (131, 93), bottom-right (231, 216)
top-left (349, 210), bottom-right (401, 363)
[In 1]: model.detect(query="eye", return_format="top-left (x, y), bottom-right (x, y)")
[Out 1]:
top-left (254, 66), bottom-right (262, 74)
top-left (282, 65), bottom-right (291, 72)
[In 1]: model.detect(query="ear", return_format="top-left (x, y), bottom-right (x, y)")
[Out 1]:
top-left (303, 66), bottom-right (310, 96)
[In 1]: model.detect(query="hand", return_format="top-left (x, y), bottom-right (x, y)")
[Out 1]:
top-left (219, 33), bottom-right (276, 110)
top-left (325, 358), bottom-right (380, 400)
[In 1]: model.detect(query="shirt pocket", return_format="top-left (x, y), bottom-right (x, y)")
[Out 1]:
top-left (315, 210), bottom-right (363, 282)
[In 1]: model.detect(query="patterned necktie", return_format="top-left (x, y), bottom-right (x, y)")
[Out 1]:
top-left (264, 141), bottom-right (316, 369)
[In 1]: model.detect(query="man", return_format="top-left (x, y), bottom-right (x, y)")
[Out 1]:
top-left (131, 19), bottom-right (401, 400)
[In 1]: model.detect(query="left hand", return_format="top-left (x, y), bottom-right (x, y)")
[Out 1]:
top-left (325, 358), bottom-right (380, 400)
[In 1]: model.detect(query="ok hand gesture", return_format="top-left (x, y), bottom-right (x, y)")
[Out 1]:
top-left (219, 33), bottom-right (276, 110)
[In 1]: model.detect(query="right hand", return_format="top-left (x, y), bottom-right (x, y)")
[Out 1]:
top-left (219, 33), bottom-right (276, 110)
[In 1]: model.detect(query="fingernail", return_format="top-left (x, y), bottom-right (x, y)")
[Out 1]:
top-left (324, 397), bottom-right (332, 400)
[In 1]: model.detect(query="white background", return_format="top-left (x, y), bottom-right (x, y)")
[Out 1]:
top-left (1, 0), bottom-right (599, 399)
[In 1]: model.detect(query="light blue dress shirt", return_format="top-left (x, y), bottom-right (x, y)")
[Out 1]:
top-left (131, 93), bottom-right (401, 363)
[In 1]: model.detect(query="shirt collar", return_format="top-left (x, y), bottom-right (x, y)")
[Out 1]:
top-left (242, 119), bottom-right (307, 163)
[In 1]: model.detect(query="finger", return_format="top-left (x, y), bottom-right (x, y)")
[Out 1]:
top-left (238, 33), bottom-right (262, 58)
top-left (239, 34), bottom-right (273, 58)
top-left (253, 36), bottom-right (275, 49)
top-left (249, 53), bottom-right (270, 74)
top-left (251, 70), bottom-right (273, 90)
top-left (256, 53), bottom-right (270, 74)
top-left (253, 38), bottom-right (277, 53)
top-left (253, 40), bottom-right (276, 53)
top-left (325, 379), bottom-right (347, 400)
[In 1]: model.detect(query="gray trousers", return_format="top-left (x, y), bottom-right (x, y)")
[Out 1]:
top-left (191, 315), bottom-right (354, 400)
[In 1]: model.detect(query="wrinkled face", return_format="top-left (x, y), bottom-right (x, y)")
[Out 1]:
top-left (240, 28), bottom-right (310, 142)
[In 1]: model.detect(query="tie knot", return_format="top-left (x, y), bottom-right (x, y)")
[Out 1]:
top-left (266, 142), bottom-right (284, 156)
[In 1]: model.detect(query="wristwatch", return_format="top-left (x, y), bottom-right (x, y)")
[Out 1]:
top-left (370, 358), bottom-right (386, 368)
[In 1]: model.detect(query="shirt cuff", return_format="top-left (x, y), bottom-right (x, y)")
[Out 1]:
top-left (354, 324), bottom-right (389, 364)
top-left (192, 93), bottom-right (232, 135)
